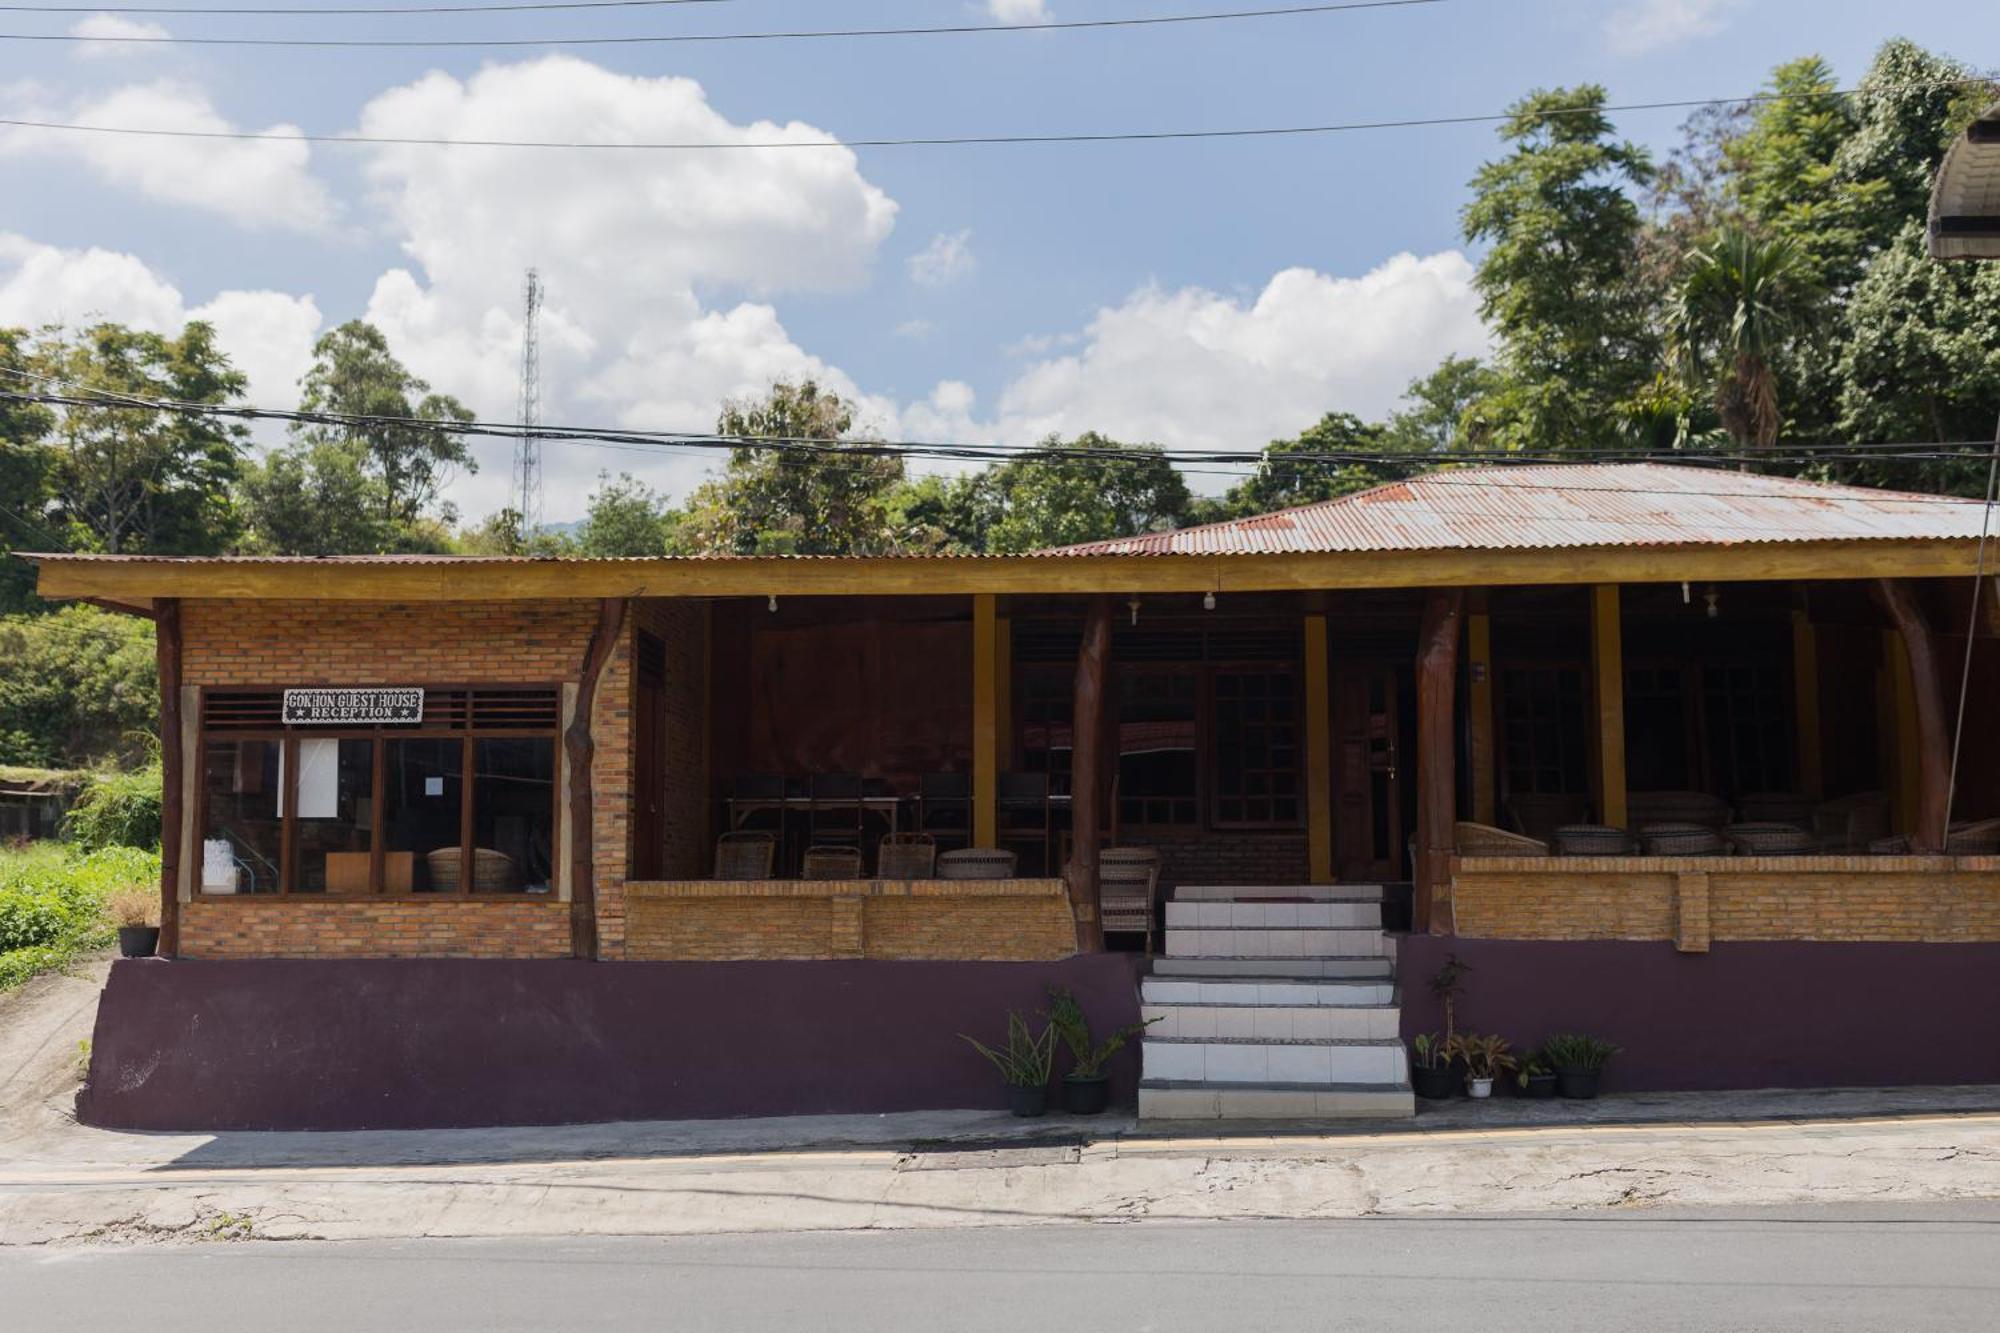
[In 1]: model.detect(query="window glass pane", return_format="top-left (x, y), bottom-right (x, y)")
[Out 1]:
top-left (1212, 668), bottom-right (1301, 826)
top-left (1117, 671), bottom-right (1198, 827)
top-left (474, 738), bottom-right (556, 895)
top-left (294, 739), bottom-right (374, 895)
top-left (386, 738), bottom-right (465, 893)
top-left (201, 740), bottom-right (283, 894)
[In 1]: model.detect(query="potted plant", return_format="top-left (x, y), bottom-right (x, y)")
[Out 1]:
top-left (1515, 1047), bottom-right (1558, 1099)
top-left (1409, 1032), bottom-right (1456, 1100)
top-left (1046, 986), bottom-right (1158, 1115)
top-left (1448, 1032), bottom-right (1516, 1099)
top-left (107, 888), bottom-right (159, 959)
top-left (1542, 1032), bottom-right (1620, 1100)
top-left (961, 1010), bottom-right (1057, 1117)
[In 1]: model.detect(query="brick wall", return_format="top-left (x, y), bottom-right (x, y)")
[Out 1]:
top-left (1452, 855), bottom-right (2000, 948)
top-left (1137, 828), bottom-right (1310, 890)
top-left (625, 879), bottom-right (1077, 961)
top-left (182, 899), bottom-right (571, 958)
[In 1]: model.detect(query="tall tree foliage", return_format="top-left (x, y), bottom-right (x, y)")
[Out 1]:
top-left (951, 434), bottom-right (1191, 553)
top-left (1668, 227), bottom-right (1820, 450)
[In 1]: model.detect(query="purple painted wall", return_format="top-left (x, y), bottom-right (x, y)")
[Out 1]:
top-left (1399, 937), bottom-right (2000, 1092)
top-left (81, 955), bottom-right (1144, 1132)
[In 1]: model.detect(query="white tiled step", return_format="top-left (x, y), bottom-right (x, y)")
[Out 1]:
top-left (1165, 901), bottom-right (1381, 929)
top-left (1150, 956), bottom-right (1394, 979)
top-left (1139, 1081), bottom-right (1415, 1120)
top-left (1141, 977), bottom-right (1395, 1006)
top-left (1142, 1001), bottom-right (1400, 1041)
top-left (1172, 884), bottom-right (1383, 902)
top-left (1165, 928), bottom-right (1388, 959)
top-left (1142, 1037), bottom-right (1409, 1085)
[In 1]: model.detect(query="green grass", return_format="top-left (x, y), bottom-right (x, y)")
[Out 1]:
top-left (0, 842), bottom-right (159, 991)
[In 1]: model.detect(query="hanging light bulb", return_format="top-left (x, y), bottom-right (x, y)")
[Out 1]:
top-left (767, 594), bottom-right (778, 613)
top-left (1705, 587), bottom-right (1721, 619)
top-left (1203, 590), bottom-right (1217, 612)
top-left (1128, 597), bottom-right (1142, 627)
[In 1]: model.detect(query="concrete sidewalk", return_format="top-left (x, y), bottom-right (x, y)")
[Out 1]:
top-left (7, 1087), bottom-right (2000, 1247)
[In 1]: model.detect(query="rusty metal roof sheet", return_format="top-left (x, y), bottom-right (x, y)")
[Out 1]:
top-left (1049, 463), bottom-right (1996, 556)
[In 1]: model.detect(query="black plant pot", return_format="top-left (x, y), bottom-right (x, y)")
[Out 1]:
top-left (1007, 1084), bottom-right (1050, 1118)
top-left (1411, 1063), bottom-right (1457, 1100)
top-left (1522, 1072), bottom-right (1559, 1099)
top-left (116, 925), bottom-right (159, 959)
top-left (1556, 1067), bottom-right (1602, 1100)
top-left (1063, 1074), bottom-right (1110, 1116)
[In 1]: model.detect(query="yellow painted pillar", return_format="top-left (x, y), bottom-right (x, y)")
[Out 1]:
top-left (972, 594), bottom-right (998, 847)
top-left (1591, 585), bottom-right (1627, 828)
top-left (1467, 601), bottom-right (1495, 826)
top-left (1791, 609), bottom-right (1823, 801)
top-left (995, 615), bottom-right (1012, 773)
top-left (1303, 612), bottom-right (1333, 883)
top-left (1883, 629), bottom-right (1922, 835)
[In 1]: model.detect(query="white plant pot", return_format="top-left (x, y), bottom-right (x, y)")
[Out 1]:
top-left (1468, 1077), bottom-right (1494, 1099)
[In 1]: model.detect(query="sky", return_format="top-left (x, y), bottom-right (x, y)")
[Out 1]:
top-left (1, 0), bottom-right (1996, 523)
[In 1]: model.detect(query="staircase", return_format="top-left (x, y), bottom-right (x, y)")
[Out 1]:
top-left (1137, 884), bottom-right (1415, 1120)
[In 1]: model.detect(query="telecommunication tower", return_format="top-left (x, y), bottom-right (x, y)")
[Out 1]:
top-left (514, 268), bottom-right (544, 530)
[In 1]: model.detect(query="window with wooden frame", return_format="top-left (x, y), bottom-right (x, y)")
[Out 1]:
top-left (1212, 668), bottom-right (1301, 827)
top-left (1498, 665), bottom-right (1589, 798)
top-left (196, 687), bottom-right (562, 898)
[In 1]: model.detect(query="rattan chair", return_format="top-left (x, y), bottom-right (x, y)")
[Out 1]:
top-left (1629, 791), bottom-right (1732, 831)
top-left (426, 847), bottom-right (517, 893)
top-left (1454, 821), bottom-right (1550, 856)
top-left (714, 831), bottom-right (777, 880)
top-left (1948, 818), bottom-right (2000, 855)
top-left (1638, 822), bottom-right (1729, 857)
top-left (876, 831), bottom-right (937, 879)
top-left (1725, 821), bottom-right (1817, 856)
top-left (1552, 824), bottom-right (1637, 856)
top-left (1814, 791), bottom-right (1890, 852)
top-left (937, 847), bottom-right (1018, 880)
top-left (801, 844), bottom-right (863, 881)
top-left (1095, 855), bottom-right (1158, 955)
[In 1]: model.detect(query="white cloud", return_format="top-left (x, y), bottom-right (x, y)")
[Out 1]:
top-left (985, 0), bottom-right (1051, 23)
top-left (0, 232), bottom-right (322, 423)
top-left (351, 55), bottom-right (900, 517)
top-left (907, 229), bottom-right (976, 288)
top-left (68, 14), bottom-right (171, 57)
top-left (969, 251), bottom-right (1488, 474)
top-left (894, 318), bottom-right (936, 340)
top-left (0, 80), bottom-right (336, 232)
top-left (1604, 0), bottom-right (1739, 56)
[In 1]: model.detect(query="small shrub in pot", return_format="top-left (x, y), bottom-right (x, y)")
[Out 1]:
top-left (1448, 1032), bottom-right (1516, 1099)
top-left (1046, 986), bottom-right (1157, 1115)
top-left (1541, 1033), bottom-right (1619, 1100)
top-left (105, 887), bottom-right (158, 959)
top-left (961, 1011), bottom-right (1057, 1116)
top-left (1515, 1047), bottom-right (1558, 1098)
top-left (1409, 1032), bottom-right (1456, 1100)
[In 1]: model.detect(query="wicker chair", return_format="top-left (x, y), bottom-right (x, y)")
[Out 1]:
top-left (1552, 824), bottom-right (1637, 856)
top-left (1814, 791), bottom-right (1890, 852)
top-left (1507, 793), bottom-right (1591, 845)
top-left (1637, 822), bottom-right (1729, 857)
top-left (1095, 854), bottom-right (1159, 955)
top-left (937, 847), bottom-right (1018, 880)
top-left (1948, 818), bottom-right (2000, 855)
top-left (1455, 821), bottom-right (1549, 857)
top-left (876, 831), bottom-right (937, 879)
top-left (714, 831), bottom-right (777, 880)
top-left (1629, 791), bottom-right (1731, 831)
top-left (1725, 821), bottom-right (1817, 856)
top-left (426, 847), bottom-right (517, 893)
top-left (801, 845), bottom-right (863, 881)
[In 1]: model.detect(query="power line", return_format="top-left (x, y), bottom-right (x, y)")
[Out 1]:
top-left (4, 0), bottom-right (1443, 47)
top-left (1, 80), bottom-right (1987, 152)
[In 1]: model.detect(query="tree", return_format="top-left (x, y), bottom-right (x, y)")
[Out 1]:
top-left (1461, 86), bottom-right (1657, 453)
top-left (576, 473), bottom-right (677, 557)
top-left (36, 322), bottom-right (247, 556)
top-left (1668, 226), bottom-right (1820, 450)
top-left (971, 433), bottom-right (1191, 554)
top-left (0, 605), bottom-right (157, 767)
top-left (0, 328), bottom-right (58, 613)
top-left (455, 507), bottom-right (575, 556)
top-left (1382, 357), bottom-right (1501, 454)
top-left (676, 381), bottom-right (908, 556)
top-left (1832, 41), bottom-right (1997, 262)
top-left (241, 439), bottom-right (397, 556)
top-left (1210, 414), bottom-right (1396, 520)
top-left (291, 321), bottom-right (474, 532)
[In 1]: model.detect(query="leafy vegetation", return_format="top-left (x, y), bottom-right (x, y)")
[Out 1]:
top-left (0, 842), bottom-right (158, 990)
top-left (0, 606), bottom-right (156, 768)
top-left (959, 1010), bottom-right (1057, 1087)
top-left (63, 764), bottom-right (164, 852)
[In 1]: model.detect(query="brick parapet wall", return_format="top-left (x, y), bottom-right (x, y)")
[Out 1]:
top-left (1134, 828), bottom-right (1309, 890)
top-left (1452, 855), bottom-right (2000, 949)
top-left (182, 899), bottom-right (571, 959)
top-left (625, 879), bottom-right (1077, 961)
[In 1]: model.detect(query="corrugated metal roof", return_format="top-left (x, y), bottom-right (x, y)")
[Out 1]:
top-left (1049, 463), bottom-right (1995, 557)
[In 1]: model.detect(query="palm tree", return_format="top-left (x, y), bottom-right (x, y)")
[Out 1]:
top-left (1668, 227), bottom-right (1819, 450)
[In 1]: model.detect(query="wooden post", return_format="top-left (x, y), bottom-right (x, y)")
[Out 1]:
top-left (1791, 607), bottom-right (1824, 801)
top-left (1467, 596), bottom-right (1496, 827)
top-left (154, 598), bottom-right (182, 960)
top-left (1590, 585), bottom-right (1628, 828)
top-left (1303, 612), bottom-right (1333, 884)
top-left (972, 594), bottom-right (998, 848)
top-left (566, 597), bottom-right (629, 961)
top-left (1069, 595), bottom-right (1112, 952)
top-left (1873, 579), bottom-right (1949, 852)
top-left (1414, 588), bottom-right (1463, 936)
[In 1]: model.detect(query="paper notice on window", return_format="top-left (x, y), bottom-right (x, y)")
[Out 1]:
top-left (297, 738), bottom-right (340, 820)
top-left (425, 776), bottom-right (444, 797)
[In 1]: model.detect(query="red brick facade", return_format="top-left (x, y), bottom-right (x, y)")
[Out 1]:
top-left (182, 899), bottom-right (571, 959)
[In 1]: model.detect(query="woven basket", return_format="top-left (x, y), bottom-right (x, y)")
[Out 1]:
top-left (426, 847), bottom-right (517, 893)
top-left (937, 847), bottom-right (1018, 880)
top-left (1725, 822), bottom-right (1815, 856)
top-left (1638, 822), bottom-right (1729, 857)
top-left (1552, 824), bottom-right (1635, 857)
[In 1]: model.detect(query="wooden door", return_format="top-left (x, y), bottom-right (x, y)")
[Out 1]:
top-left (1333, 662), bottom-right (1404, 882)
top-left (632, 630), bottom-right (667, 880)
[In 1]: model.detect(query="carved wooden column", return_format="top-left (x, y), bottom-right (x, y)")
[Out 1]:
top-left (155, 598), bottom-right (182, 960)
top-left (567, 597), bottom-right (629, 960)
top-left (1069, 595), bottom-right (1112, 952)
top-left (1873, 578), bottom-right (1949, 852)
top-left (1414, 588), bottom-right (1463, 935)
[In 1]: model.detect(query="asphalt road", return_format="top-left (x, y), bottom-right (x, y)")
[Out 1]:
top-left (6, 1207), bottom-right (1998, 1331)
